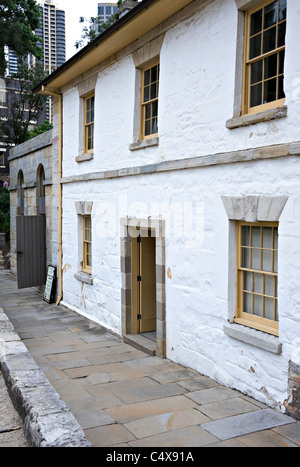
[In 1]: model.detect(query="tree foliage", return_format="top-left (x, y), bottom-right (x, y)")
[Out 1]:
top-left (0, 186), bottom-right (10, 234)
top-left (0, 58), bottom-right (48, 145)
top-left (0, 0), bottom-right (42, 77)
top-left (26, 119), bottom-right (52, 141)
top-left (75, 0), bottom-right (123, 49)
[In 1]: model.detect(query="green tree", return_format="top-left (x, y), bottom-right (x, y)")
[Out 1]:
top-left (26, 119), bottom-right (52, 140)
top-left (0, 0), bottom-right (42, 77)
top-left (75, 0), bottom-right (123, 49)
top-left (0, 58), bottom-right (48, 145)
top-left (0, 186), bottom-right (10, 235)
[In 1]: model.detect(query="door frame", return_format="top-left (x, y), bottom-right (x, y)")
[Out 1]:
top-left (120, 217), bottom-right (166, 358)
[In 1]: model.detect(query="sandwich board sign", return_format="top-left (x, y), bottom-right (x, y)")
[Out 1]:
top-left (43, 265), bottom-right (56, 304)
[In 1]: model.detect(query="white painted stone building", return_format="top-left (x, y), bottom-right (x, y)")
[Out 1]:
top-left (35, 0), bottom-right (300, 417)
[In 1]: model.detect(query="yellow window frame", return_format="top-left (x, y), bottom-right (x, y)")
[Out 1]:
top-left (83, 215), bottom-right (92, 274)
top-left (84, 93), bottom-right (95, 154)
top-left (242, 0), bottom-right (286, 115)
top-left (140, 60), bottom-right (159, 141)
top-left (235, 221), bottom-right (279, 336)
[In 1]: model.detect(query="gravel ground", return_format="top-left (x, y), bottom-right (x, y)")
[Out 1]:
top-left (0, 370), bottom-right (28, 447)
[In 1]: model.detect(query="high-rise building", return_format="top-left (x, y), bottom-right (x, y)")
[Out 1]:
top-left (5, 1), bottom-right (65, 77)
top-left (36, 0), bottom-right (66, 75)
top-left (97, 3), bottom-right (118, 25)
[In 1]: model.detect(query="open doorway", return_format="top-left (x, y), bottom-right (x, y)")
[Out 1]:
top-left (120, 218), bottom-right (166, 358)
top-left (131, 230), bottom-right (156, 335)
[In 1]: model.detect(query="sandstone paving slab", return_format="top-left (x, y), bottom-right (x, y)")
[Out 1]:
top-left (124, 408), bottom-right (210, 439)
top-left (186, 386), bottom-right (240, 405)
top-left (272, 420), bottom-right (300, 445)
top-left (236, 429), bottom-right (299, 447)
top-left (66, 393), bottom-right (123, 413)
top-left (114, 382), bottom-right (187, 405)
top-left (197, 396), bottom-right (261, 420)
top-left (105, 395), bottom-right (196, 424)
top-left (86, 372), bottom-right (116, 385)
top-left (149, 368), bottom-right (199, 384)
top-left (75, 409), bottom-right (115, 430)
top-left (85, 423), bottom-right (137, 447)
top-left (128, 425), bottom-right (219, 447)
top-left (205, 438), bottom-right (247, 447)
top-left (177, 375), bottom-right (219, 391)
top-left (50, 379), bottom-right (95, 402)
top-left (86, 376), bottom-right (159, 399)
top-left (51, 357), bottom-right (93, 371)
top-left (201, 408), bottom-right (296, 441)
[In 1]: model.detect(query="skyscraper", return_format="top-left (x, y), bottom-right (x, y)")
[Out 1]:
top-left (36, 0), bottom-right (66, 74)
top-left (97, 3), bottom-right (118, 25)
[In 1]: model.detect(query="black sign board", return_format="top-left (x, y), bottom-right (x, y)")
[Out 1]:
top-left (43, 265), bottom-right (56, 304)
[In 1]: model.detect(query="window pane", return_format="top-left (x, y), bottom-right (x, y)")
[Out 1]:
top-left (151, 65), bottom-right (157, 83)
top-left (252, 248), bottom-right (261, 270)
top-left (263, 250), bottom-right (272, 272)
top-left (244, 271), bottom-right (252, 291)
top-left (152, 100), bottom-right (158, 118)
top-left (277, 21), bottom-right (286, 48)
top-left (251, 60), bottom-right (263, 84)
top-left (265, 275), bottom-right (275, 296)
top-left (145, 120), bottom-right (151, 136)
top-left (278, 0), bottom-right (287, 21)
top-left (145, 103), bottom-right (151, 120)
top-left (242, 226), bottom-right (250, 246)
top-left (253, 294), bottom-right (263, 317)
top-left (263, 26), bottom-right (276, 54)
top-left (264, 1), bottom-right (277, 29)
top-left (242, 247), bottom-right (250, 269)
top-left (264, 77), bottom-right (277, 103)
top-left (254, 273), bottom-right (263, 294)
top-left (250, 34), bottom-right (262, 59)
top-left (265, 297), bottom-right (275, 320)
top-left (273, 228), bottom-right (278, 250)
top-left (264, 54), bottom-right (277, 80)
top-left (144, 69), bottom-right (150, 86)
top-left (262, 227), bottom-right (273, 248)
top-left (244, 292), bottom-right (252, 314)
top-left (252, 227), bottom-right (261, 247)
top-left (250, 9), bottom-right (262, 36)
top-left (250, 83), bottom-right (262, 107)
top-left (144, 86), bottom-right (150, 103)
top-left (152, 117), bottom-right (158, 134)
top-left (279, 50), bottom-right (285, 75)
top-left (151, 83), bottom-right (157, 100)
top-left (273, 250), bottom-right (278, 273)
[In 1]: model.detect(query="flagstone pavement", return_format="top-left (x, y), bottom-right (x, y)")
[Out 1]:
top-left (0, 268), bottom-right (299, 447)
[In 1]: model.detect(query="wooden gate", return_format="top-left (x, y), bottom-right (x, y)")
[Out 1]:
top-left (16, 216), bottom-right (47, 289)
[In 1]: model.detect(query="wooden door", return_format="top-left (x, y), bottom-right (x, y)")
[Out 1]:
top-left (131, 232), bottom-right (156, 333)
top-left (140, 235), bottom-right (156, 332)
top-left (16, 215), bottom-right (46, 289)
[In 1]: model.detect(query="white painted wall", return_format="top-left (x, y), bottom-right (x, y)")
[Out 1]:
top-left (60, 0), bottom-right (300, 410)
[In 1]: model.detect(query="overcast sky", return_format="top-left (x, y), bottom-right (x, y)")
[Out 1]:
top-left (57, 0), bottom-right (100, 59)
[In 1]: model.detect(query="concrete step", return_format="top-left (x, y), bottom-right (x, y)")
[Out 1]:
top-left (123, 333), bottom-right (156, 356)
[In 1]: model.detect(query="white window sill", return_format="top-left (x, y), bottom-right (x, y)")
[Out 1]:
top-left (74, 271), bottom-right (93, 285)
top-left (129, 137), bottom-right (159, 151)
top-left (226, 106), bottom-right (287, 130)
top-left (223, 322), bottom-right (282, 355)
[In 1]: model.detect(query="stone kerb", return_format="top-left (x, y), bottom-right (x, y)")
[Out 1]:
top-left (0, 307), bottom-right (92, 447)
